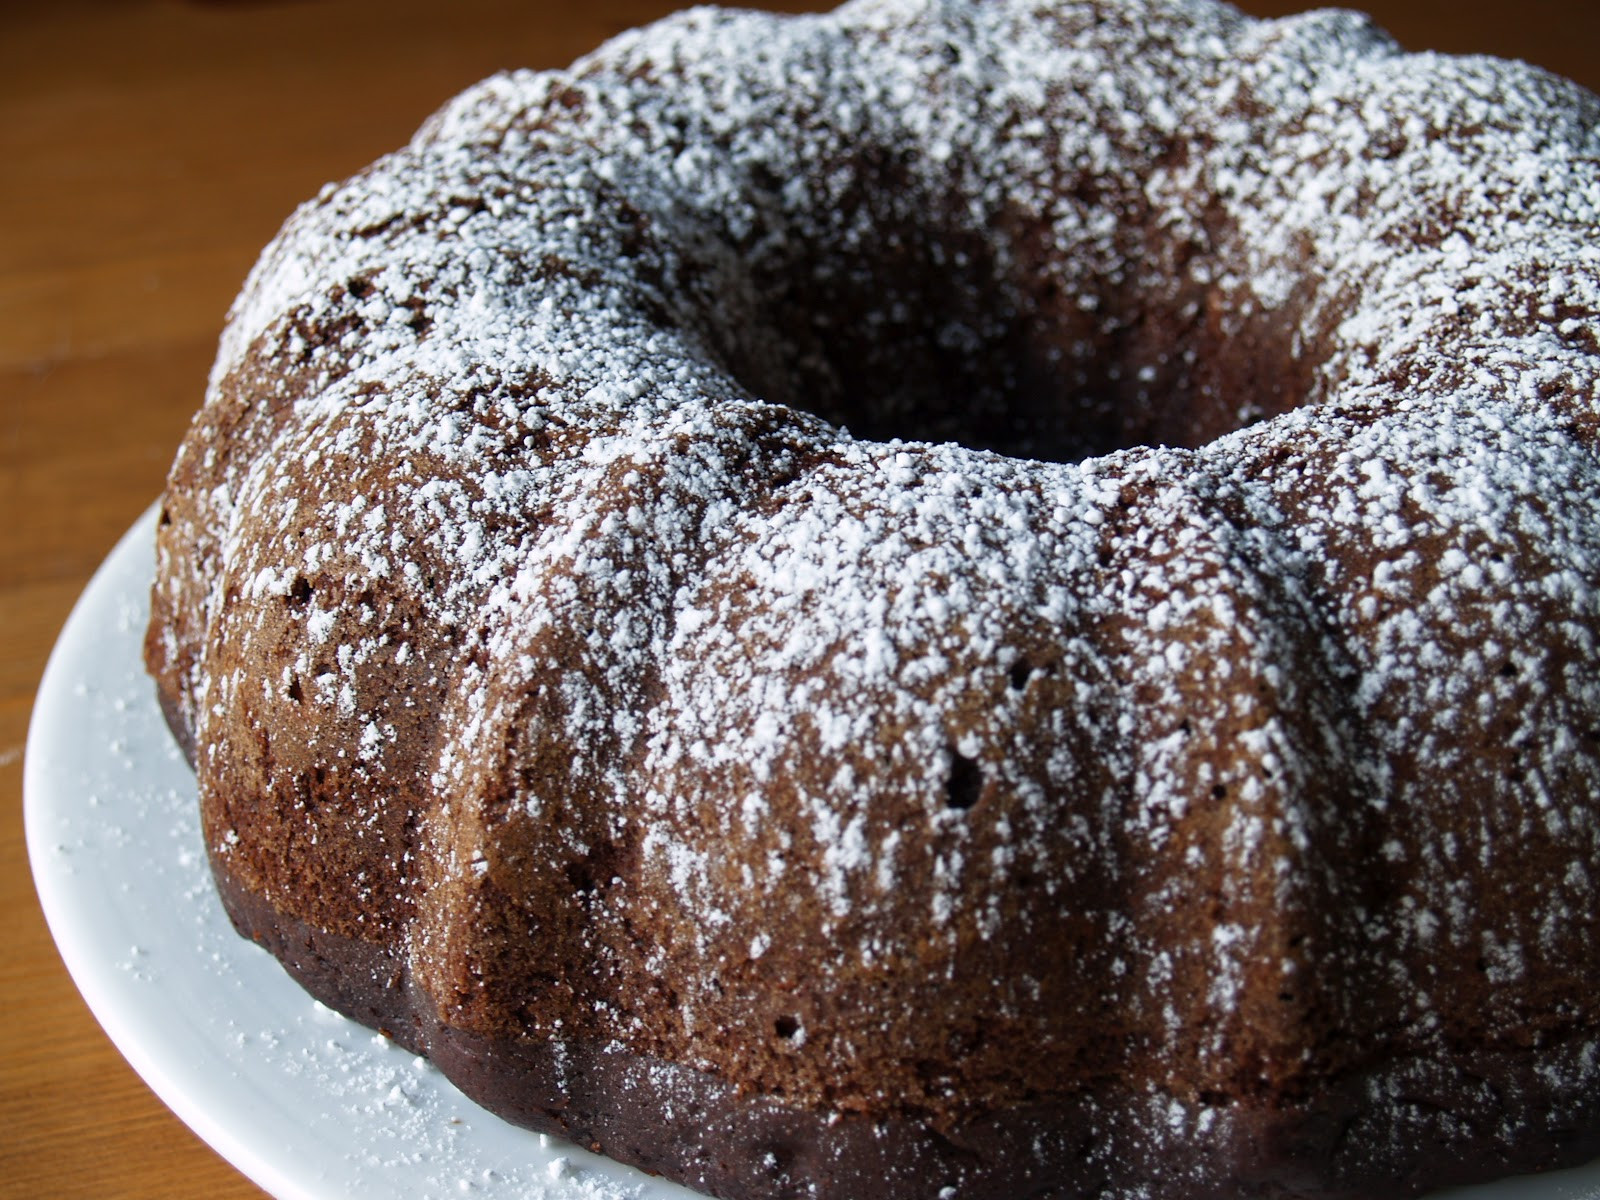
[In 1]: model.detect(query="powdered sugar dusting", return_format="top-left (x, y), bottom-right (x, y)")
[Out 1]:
top-left (147, 0), bottom-right (1600, 1192)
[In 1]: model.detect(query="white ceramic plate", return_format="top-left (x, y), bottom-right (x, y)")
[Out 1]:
top-left (25, 506), bottom-right (697, 1200)
top-left (25, 507), bottom-right (1600, 1200)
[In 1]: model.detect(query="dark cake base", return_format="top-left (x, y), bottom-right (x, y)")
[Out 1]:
top-left (210, 851), bottom-right (1600, 1200)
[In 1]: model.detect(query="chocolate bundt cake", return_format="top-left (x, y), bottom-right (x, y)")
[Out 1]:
top-left (145, 0), bottom-right (1600, 1195)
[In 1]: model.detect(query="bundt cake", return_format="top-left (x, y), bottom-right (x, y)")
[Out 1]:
top-left (144, 0), bottom-right (1600, 1195)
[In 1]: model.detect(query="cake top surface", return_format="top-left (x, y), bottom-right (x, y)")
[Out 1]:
top-left (160, 0), bottom-right (1600, 1112)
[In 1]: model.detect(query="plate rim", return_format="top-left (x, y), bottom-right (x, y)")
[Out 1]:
top-left (23, 504), bottom-right (678, 1200)
top-left (24, 505), bottom-right (1600, 1200)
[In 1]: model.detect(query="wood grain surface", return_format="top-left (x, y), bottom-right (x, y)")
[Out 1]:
top-left (2, 1), bottom-right (1594, 1196)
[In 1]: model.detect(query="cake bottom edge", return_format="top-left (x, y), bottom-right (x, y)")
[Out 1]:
top-left (207, 855), bottom-right (1600, 1200)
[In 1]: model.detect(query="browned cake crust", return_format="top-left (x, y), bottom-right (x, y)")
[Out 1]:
top-left (210, 851), bottom-right (1600, 1199)
top-left (147, 0), bottom-right (1600, 1195)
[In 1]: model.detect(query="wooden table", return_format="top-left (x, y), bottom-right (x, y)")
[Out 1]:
top-left (3, 1), bottom-right (1594, 1196)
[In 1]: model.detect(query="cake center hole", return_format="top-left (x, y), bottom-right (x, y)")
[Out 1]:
top-left (713, 172), bottom-right (1319, 462)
